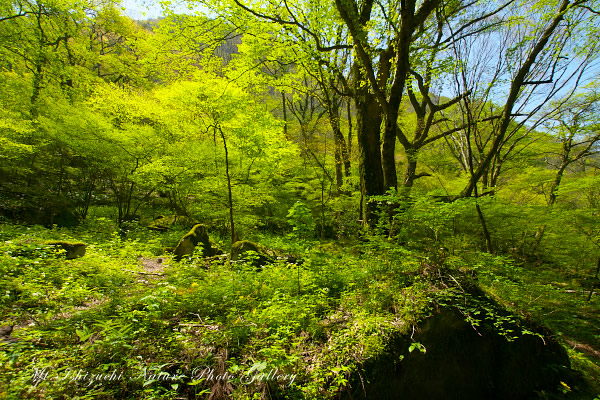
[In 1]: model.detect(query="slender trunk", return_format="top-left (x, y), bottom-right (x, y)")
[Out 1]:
top-left (108, 177), bottom-right (123, 225)
top-left (472, 155), bottom-right (494, 253)
top-left (587, 257), bottom-right (600, 302)
top-left (533, 226), bottom-right (546, 252)
top-left (380, 0), bottom-right (418, 192)
top-left (79, 176), bottom-right (95, 220)
top-left (328, 100), bottom-right (342, 188)
top-left (482, 169), bottom-right (490, 191)
top-left (347, 99), bottom-right (352, 170)
top-left (321, 178), bottom-right (326, 238)
top-left (282, 92), bottom-right (288, 138)
top-left (30, 65), bottom-right (43, 117)
top-left (125, 181), bottom-right (134, 220)
top-left (218, 126), bottom-right (237, 244)
top-left (534, 149), bottom-right (570, 250)
top-left (548, 162), bottom-right (568, 207)
top-left (327, 98), bottom-right (350, 192)
top-left (476, 202), bottom-right (493, 253)
top-left (334, 146), bottom-right (343, 192)
top-left (490, 167), bottom-right (501, 190)
top-left (58, 152), bottom-right (65, 194)
top-left (463, 97), bottom-right (493, 253)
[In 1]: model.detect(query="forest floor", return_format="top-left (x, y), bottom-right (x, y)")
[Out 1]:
top-left (476, 260), bottom-right (600, 395)
top-left (0, 220), bottom-right (598, 399)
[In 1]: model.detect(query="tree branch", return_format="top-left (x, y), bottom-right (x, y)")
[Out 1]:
top-left (230, 0), bottom-right (351, 52)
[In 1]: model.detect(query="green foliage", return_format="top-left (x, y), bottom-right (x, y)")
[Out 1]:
top-left (0, 219), bottom-right (445, 399)
top-left (286, 201), bottom-right (314, 239)
top-left (0, 0), bottom-right (599, 397)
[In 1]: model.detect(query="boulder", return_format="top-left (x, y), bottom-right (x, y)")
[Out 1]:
top-left (349, 301), bottom-right (575, 400)
top-left (173, 224), bottom-right (219, 261)
top-left (44, 241), bottom-right (86, 259)
top-left (11, 207), bottom-right (81, 227)
top-left (230, 240), bottom-right (273, 268)
top-left (0, 325), bottom-right (16, 343)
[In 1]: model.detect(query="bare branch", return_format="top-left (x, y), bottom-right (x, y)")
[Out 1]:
top-left (230, 0), bottom-right (351, 52)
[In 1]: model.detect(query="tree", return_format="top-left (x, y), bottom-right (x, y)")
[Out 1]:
top-left (197, 0), bottom-right (541, 225)
top-left (453, 0), bottom-right (600, 199)
top-left (543, 87), bottom-right (600, 207)
top-left (85, 84), bottom-right (171, 225)
top-left (530, 85), bottom-right (600, 249)
top-left (157, 71), bottom-right (294, 242)
top-left (0, 0), bottom-right (158, 223)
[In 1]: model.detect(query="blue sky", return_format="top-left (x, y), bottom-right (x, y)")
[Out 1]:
top-left (120, 0), bottom-right (205, 19)
top-left (120, 0), bottom-right (163, 19)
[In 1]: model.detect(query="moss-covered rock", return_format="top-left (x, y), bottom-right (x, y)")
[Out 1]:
top-left (230, 240), bottom-right (273, 267)
top-left (44, 241), bottom-right (86, 259)
top-left (173, 224), bottom-right (218, 261)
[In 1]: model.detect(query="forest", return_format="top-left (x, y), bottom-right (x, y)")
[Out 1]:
top-left (0, 0), bottom-right (599, 398)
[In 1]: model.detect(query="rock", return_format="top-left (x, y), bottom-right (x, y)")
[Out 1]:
top-left (0, 325), bottom-right (13, 336)
top-left (51, 209), bottom-right (81, 227)
top-left (230, 240), bottom-right (259, 260)
top-left (349, 302), bottom-right (575, 400)
top-left (44, 241), bottom-right (86, 259)
top-left (3, 206), bottom-right (81, 227)
top-left (173, 224), bottom-right (218, 261)
top-left (230, 240), bottom-right (273, 268)
top-left (0, 325), bottom-right (16, 343)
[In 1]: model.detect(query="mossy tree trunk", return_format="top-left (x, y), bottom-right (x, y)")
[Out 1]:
top-left (354, 76), bottom-right (384, 226)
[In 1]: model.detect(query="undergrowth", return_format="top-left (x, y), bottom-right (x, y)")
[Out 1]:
top-left (0, 213), bottom-right (598, 399)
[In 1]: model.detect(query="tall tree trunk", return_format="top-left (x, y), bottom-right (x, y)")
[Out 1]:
top-left (30, 64), bottom-right (43, 117)
top-left (282, 92), bottom-right (288, 138)
top-left (355, 73), bottom-right (384, 225)
top-left (462, 98), bottom-right (494, 253)
top-left (471, 160), bottom-right (493, 253)
top-left (217, 126), bottom-right (237, 244)
top-left (587, 257), bottom-right (600, 302)
top-left (327, 97), bottom-right (350, 192)
top-left (403, 147), bottom-right (419, 188)
top-left (334, 145), bottom-right (343, 192)
top-left (533, 147), bottom-right (570, 250)
top-left (548, 161), bottom-right (568, 207)
top-left (347, 99), bottom-right (353, 171)
top-left (382, 111), bottom-right (398, 190)
top-left (476, 201), bottom-right (493, 253)
top-left (482, 169), bottom-right (490, 191)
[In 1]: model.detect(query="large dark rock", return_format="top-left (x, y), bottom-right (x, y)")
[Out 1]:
top-left (230, 240), bottom-right (273, 268)
top-left (44, 241), bottom-right (86, 259)
top-left (173, 224), bottom-right (219, 261)
top-left (350, 305), bottom-right (574, 400)
top-left (0, 325), bottom-right (15, 343)
top-left (5, 207), bottom-right (81, 227)
top-left (49, 209), bottom-right (81, 227)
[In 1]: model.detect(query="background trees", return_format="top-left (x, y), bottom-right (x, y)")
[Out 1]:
top-left (0, 0), bottom-right (600, 393)
top-left (2, 2), bottom-right (600, 397)
top-left (0, 0), bottom-right (598, 252)
top-left (0, 0), bottom-right (157, 225)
